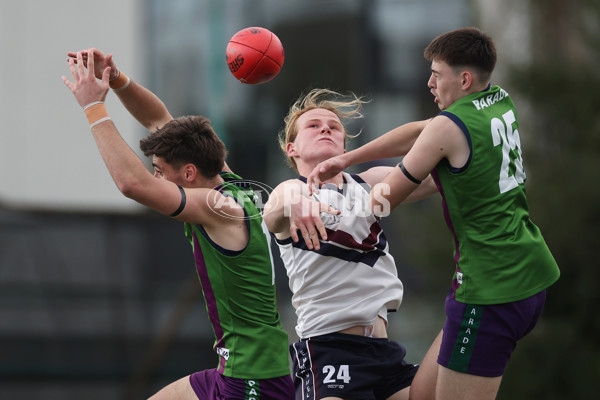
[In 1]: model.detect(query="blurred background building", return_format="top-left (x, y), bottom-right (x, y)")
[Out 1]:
top-left (1, 0), bottom-right (598, 399)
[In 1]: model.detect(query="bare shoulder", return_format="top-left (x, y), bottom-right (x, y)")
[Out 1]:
top-left (271, 178), bottom-right (308, 198)
top-left (423, 114), bottom-right (462, 138)
top-left (416, 114), bottom-right (470, 169)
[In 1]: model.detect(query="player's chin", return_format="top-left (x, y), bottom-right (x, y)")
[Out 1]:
top-left (320, 147), bottom-right (344, 160)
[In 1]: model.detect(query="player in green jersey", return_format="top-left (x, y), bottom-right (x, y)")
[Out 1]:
top-left (63, 49), bottom-right (293, 399)
top-left (306, 27), bottom-right (560, 399)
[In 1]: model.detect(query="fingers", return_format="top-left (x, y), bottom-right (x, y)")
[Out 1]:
top-left (314, 225), bottom-right (327, 243)
top-left (315, 203), bottom-right (339, 241)
top-left (290, 222), bottom-right (319, 250)
top-left (307, 177), bottom-right (319, 196)
top-left (290, 224), bottom-right (300, 243)
top-left (307, 231), bottom-right (320, 250)
top-left (67, 51), bottom-right (87, 67)
top-left (67, 57), bottom-right (78, 81)
top-left (66, 52), bottom-right (78, 65)
top-left (61, 75), bottom-right (74, 91)
top-left (307, 162), bottom-right (330, 195)
top-left (320, 202), bottom-right (341, 215)
top-left (299, 226), bottom-right (321, 251)
top-left (306, 170), bottom-right (322, 196)
top-left (86, 50), bottom-right (94, 76)
top-left (64, 51), bottom-right (110, 107)
top-left (67, 49), bottom-right (96, 65)
top-left (101, 66), bottom-right (112, 84)
top-left (76, 51), bottom-right (87, 78)
top-left (290, 211), bottom-right (331, 250)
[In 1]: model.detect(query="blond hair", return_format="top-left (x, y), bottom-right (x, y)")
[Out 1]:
top-left (278, 88), bottom-right (368, 171)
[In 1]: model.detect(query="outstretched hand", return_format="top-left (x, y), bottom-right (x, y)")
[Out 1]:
top-left (62, 50), bottom-right (110, 108)
top-left (67, 48), bottom-right (118, 81)
top-left (306, 155), bottom-right (348, 195)
top-left (288, 195), bottom-right (340, 251)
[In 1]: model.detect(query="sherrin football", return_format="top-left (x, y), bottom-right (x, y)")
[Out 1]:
top-left (226, 27), bottom-right (284, 84)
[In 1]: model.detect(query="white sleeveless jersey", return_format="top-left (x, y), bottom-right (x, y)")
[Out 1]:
top-left (275, 172), bottom-right (404, 338)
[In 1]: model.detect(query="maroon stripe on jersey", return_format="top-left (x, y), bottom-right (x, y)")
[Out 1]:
top-left (192, 233), bottom-right (227, 373)
top-left (325, 221), bottom-right (385, 252)
top-left (431, 169), bottom-right (462, 296)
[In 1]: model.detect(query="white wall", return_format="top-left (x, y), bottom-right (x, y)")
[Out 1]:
top-left (0, 0), bottom-right (146, 212)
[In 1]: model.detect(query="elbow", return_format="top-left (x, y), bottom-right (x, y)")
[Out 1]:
top-left (116, 178), bottom-right (143, 200)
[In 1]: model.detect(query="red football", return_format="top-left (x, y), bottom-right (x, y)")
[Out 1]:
top-left (226, 27), bottom-right (284, 84)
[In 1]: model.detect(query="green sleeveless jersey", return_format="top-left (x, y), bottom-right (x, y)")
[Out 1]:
top-left (433, 85), bottom-right (560, 304)
top-left (184, 172), bottom-right (290, 378)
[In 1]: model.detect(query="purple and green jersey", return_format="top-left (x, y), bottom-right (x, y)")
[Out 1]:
top-left (184, 172), bottom-right (290, 379)
top-left (432, 85), bottom-right (560, 304)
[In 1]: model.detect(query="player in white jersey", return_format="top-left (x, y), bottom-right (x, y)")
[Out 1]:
top-left (263, 89), bottom-right (438, 400)
top-left (277, 172), bottom-right (402, 339)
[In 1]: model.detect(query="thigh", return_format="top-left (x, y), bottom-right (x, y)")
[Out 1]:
top-left (438, 290), bottom-right (547, 377)
top-left (149, 374), bottom-right (198, 400)
top-left (408, 330), bottom-right (443, 400)
top-left (436, 366), bottom-right (502, 400)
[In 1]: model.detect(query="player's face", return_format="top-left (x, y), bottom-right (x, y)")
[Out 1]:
top-left (152, 155), bottom-right (185, 186)
top-left (289, 108), bottom-right (345, 163)
top-left (428, 59), bottom-right (464, 110)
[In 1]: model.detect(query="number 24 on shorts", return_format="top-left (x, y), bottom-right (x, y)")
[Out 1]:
top-left (323, 365), bottom-right (351, 384)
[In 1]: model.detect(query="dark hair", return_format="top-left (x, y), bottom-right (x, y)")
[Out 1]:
top-left (139, 115), bottom-right (226, 178)
top-left (424, 27), bottom-right (497, 82)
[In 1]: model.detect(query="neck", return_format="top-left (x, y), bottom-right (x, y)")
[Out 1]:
top-left (192, 173), bottom-right (224, 189)
top-left (469, 81), bottom-right (490, 94)
top-left (207, 174), bottom-right (225, 188)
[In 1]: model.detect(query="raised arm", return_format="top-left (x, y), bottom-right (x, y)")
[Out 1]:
top-left (67, 48), bottom-right (172, 132)
top-left (68, 48), bottom-right (232, 173)
top-left (62, 50), bottom-right (239, 230)
top-left (307, 119), bottom-right (431, 192)
top-left (370, 115), bottom-right (466, 215)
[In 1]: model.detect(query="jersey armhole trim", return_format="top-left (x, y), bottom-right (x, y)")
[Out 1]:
top-left (439, 111), bottom-right (473, 173)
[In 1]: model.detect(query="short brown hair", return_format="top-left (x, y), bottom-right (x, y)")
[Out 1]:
top-left (139, 115), bottom-right (226, 178)
top-left (278, 88), bottom-right (367, 171)
top-left (424, 27), bottom-right (497, 83)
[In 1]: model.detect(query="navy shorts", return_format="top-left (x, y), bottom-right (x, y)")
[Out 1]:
top-left (438, 290), bottom-right (547, 377)
top-left (290, 333), bottom-right (418, 400)
top-left (189, 369), bottom-right (294, 400)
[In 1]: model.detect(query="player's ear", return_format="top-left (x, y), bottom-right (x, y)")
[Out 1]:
top-left (461, 70), bottom-right (473, 90)
top-left (183, 163), bottom-right (197, 182)
top-left (286, 141), bottom-right (296, 157)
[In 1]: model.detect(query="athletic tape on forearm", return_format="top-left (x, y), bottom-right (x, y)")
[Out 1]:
top-left (109, 70), bottom-right (130, 93)
top-left (83, 101), bottom-right (111, 129)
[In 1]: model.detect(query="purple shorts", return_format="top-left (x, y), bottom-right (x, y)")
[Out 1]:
top-left (438, 290), bottom-right (547, 377)
top-left (189, 369), bottom-right (294, 400)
